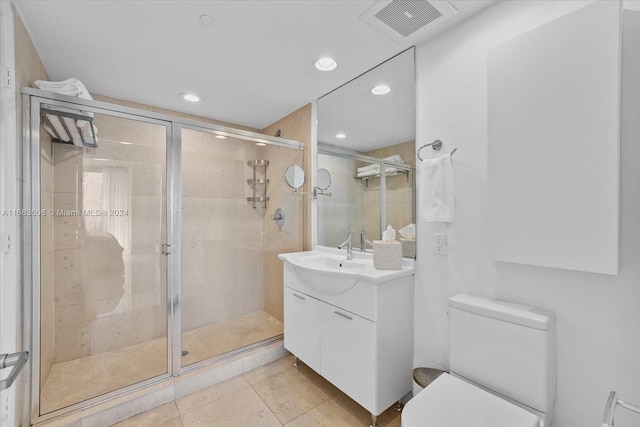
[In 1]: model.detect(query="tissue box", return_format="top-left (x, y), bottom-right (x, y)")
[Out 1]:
top-left (373, 240), bottom-right (402, 270)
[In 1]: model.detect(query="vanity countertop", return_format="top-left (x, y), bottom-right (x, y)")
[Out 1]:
top-left (278, 246), bottom-right (415, 284)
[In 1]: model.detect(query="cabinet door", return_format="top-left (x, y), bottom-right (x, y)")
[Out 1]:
top-left (320, 305), bottom-right (376, 413)
top-left (284, 287), bottom-right (321, 371)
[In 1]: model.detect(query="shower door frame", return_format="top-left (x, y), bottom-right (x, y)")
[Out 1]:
top-left (23, 92), bottom-right (177, 424)
top-left (22, 87), bottom-right (302, 424)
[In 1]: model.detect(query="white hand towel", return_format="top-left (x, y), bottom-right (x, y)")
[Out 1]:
top-left (357, 169), bottom-right (380, 178)
top-left (64, 117), bottom-right (83, 146)
top-left (383, 154), bottom-right (405, 164)
top-left (35, 78), bottom-right (93, 101)
top-left (357, 166), bottom-right (399, 178)
top-left (46, 114), bottom-right (70, 142)
top-left (419, 153), bottom-right (455, 223)
top-left (357, 163), bottom-right (379, 173)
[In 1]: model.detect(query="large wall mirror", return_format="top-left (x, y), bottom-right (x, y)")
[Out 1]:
top-left (316, 48), bottom-right (416, 258)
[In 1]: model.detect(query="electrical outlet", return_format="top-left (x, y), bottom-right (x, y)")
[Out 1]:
top-left (434, 233), bottom-right (447, 255)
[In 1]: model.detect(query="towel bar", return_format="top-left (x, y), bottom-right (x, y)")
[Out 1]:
top-left (0, 351), bottom-right (29, 391)
top-left (417, 140), bottom-right (457, 161)
top-left (602, 391), bottom-right (640, 427)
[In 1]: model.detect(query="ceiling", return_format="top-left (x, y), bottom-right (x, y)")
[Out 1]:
top-left (14, 0), bottom-right (494, 131)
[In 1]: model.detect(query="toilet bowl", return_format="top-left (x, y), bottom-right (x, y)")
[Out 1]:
top-left (402, 294), bottom-right (556, 427)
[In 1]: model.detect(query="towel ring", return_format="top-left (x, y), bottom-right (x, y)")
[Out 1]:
top-left (418, 140), bottom-right (457, 161)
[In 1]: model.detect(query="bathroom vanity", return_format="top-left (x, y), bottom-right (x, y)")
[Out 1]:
top-left (278, 248), bottom-right (415, 426)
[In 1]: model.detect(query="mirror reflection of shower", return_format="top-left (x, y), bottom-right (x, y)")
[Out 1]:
top-left (315, 48), bottom-right (416, 258)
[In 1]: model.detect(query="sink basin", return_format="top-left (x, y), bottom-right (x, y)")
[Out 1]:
top-left (297, 255), bottom-right (366, 270)
top-left (278, 248), bottom-right (415, 289)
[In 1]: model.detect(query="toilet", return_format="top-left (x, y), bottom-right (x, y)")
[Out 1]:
top-left (402, 293), bottom-right (556, 427)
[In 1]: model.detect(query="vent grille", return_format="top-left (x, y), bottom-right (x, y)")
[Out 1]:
top-left (375, 0), bottom-right (442, 37)
top-left (361, 0), bottom-right (457, 42)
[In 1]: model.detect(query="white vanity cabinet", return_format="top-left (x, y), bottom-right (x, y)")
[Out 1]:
top-left (280, 250), bottom-right (414, 425)
top-left (283, 287), bottom-right (321, 371)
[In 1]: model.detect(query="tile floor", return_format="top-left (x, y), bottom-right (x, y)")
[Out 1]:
top-left (112, 354), bottom-right (403, 427)
top-left (41, 311), bottom-right (283, 414)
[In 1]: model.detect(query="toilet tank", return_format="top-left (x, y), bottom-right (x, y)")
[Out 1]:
top-left (448, 294), bottom-right (556, 414)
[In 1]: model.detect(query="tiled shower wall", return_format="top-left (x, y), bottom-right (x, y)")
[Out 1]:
top-left (180, 130), bottom-right (264, 331)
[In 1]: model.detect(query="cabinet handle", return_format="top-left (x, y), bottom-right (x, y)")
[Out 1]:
top-left (333, 311), bottom-right (353, 320)
top-left (293, 293), bottom-right (306, 300)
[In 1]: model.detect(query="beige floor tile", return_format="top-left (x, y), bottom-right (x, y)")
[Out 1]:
top-left (252, 366), bottom-right (331, 424)
top-left (285, 398), bottom-right (365, 427)
top-left (157, 417), bottom-right (184, 427)
top-left (386, 415), bottom-right (402, 427)
top-left (112, 402), bottom-right (179, 427)
top-left (243, 354), bottom-right (296, 385)
top-left (176, 375), bottom-right (249, 416)
top-left (333, 391), bottom-right (401, 426)
top-left (295, 363), bottom-right (341, 398)
top-left (181, 386), bottom-right (282, 427)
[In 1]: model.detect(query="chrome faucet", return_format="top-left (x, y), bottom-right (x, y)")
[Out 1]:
top-left (360, 232), bottom-right (373, 251)
top-left (338, 233), bottom-right (353, 260)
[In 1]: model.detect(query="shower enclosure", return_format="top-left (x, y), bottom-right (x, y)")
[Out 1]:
top-left (22, 88), bottom-right (304, 422)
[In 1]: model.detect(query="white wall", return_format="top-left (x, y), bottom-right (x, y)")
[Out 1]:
top-left (414, 2), bottom-right (640, 426)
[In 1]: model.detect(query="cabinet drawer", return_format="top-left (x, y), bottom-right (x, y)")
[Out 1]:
top-left (284, 287), bottom-right (321, 371)
top-left (320, 303), bottom-right (376, 413)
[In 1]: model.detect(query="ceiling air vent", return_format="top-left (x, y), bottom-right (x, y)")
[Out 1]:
top-left (361, 0), bottom-right (458, 42)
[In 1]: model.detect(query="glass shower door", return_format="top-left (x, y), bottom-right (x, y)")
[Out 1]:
top-left (179, 127), bottom-right (290, 367)
top-left (35, 102), bottom-right (171, 415)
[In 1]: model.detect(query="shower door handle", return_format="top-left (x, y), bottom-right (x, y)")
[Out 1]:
top-left (161, 243), bottom-right (171, 255)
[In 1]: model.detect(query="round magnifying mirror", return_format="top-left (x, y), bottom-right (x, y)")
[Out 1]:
top-left (285, 165), bottom-right (305, 189)
top-left (317, 168), bottom-right (331, 190)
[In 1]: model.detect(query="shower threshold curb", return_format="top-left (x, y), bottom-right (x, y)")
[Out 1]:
top-left (34, 340), bottom-right (288, 427)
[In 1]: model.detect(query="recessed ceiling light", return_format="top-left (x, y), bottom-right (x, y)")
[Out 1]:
top-left (315, 57), bottom-right (338, 71)
top-left (335, 132), bottom-right (346, 139)
top-left (199, 14), bottom-right (215, 26)
top-left (371, 84), bottom-right (391, 95)
top-left (182, 93), bottom-right (200, 102)
top-left (215, 135), bottom-right (227, 140)
top-left (255, 139), bottom-right (268, 146)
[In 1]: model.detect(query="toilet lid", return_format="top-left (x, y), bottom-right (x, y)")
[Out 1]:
top-left (402, 373), bottom-right (540, 427)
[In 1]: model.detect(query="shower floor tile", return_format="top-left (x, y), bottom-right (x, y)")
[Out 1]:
top-left (182, 311), bottom-right (284, 366)
top-left (40, 311), bottom-right (283, 415)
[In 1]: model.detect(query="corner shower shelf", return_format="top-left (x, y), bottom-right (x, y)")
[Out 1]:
top-left (247, 178), bottom-right (270, 185)
top-left (247, 159), bottom-right (269, 208)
